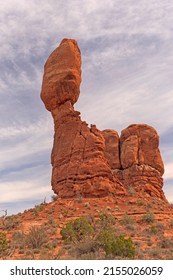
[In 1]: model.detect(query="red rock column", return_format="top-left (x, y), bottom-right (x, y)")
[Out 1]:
top-left (116, 124), bottom-right (167, 201)
top-left (41, 39), bottom-right (126, 198)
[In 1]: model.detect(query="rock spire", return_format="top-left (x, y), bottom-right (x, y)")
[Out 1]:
top-left (41, 38), bottom-right (126, 198)
top-left (41, 38), bottom-right (167, 203)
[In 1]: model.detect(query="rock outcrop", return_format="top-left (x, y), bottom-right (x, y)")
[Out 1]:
top-left (102, 129), bottom-right (121, 169)
top-left (41, 39), bottom-right (126, 198)
top-left (103, 124), bottom-right (167, 202)
top-left (41, 38), bottom-right (167, 203)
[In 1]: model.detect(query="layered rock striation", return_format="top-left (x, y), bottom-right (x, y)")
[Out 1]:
top-left (41, 38), bottom-right (167, 202)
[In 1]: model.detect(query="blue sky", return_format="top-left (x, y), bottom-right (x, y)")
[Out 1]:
top-left (1, 0), bottom-right (173, 215)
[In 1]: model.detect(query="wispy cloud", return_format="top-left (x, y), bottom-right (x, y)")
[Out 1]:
top-left (1, 0), bottom-right (173, 213)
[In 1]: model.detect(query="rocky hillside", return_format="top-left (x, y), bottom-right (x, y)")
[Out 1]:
top-left (0, 195), bottom-right (173, 260)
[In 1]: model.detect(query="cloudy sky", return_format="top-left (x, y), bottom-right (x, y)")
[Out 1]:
top-left (1, 0), bottom-right (173, 215)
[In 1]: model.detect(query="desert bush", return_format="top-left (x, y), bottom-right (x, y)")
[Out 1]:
top-left (60, 217), bottom-right (94, 244)
top-left (18, 249), bottom-right (25, 254)
top-left (149, 225), bottom-right (158, 235)
top-left (0, 232), bottom-right (8, 257)
top-left (98, 211), bottom-right (116, 229)
top-left (137, 200), bottom-right (144, 206)
top-left (1, 216), bottom-right (20, 229)
top-left (121, 214), bottom-right (134, 226)
top-left (156, 222), bottom-right (165, 231)
top-left (159, 237), bottom-right (173, 249)
top-left (148, 248), bottom-right (160, 258)
top-left (128, 187), bottom-right (136, 196)
top-left (12, 231), bottom-right (25, 249)
top-left (141, 212), bottom-right (155, 223)
top-left (47, 216), bottom-right (57, 228)
top-left (33, 204), bottom-right (44, 216)
top-left (51, 195), bottom-right (58, 202)
top-left (146, 203), bottom-right (152, 210)
top-left (84, 202), bottom-right (91, 209)
top-left (67, 239), bottom-right (100, 259)
top-left (98, 230), bottom-right (135, 258)
top-left (26, 226), bottom-right (48, 249)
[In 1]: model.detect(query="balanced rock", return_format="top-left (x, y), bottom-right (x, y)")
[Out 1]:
top-left (41, 38), bottom-right (168, 203)
top-left (41, 39), bottom-right (126, 198)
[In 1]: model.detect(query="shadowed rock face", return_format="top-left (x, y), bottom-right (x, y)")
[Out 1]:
top-left (40, 39), bottom-right (126, 198)
top-left (41, 38), bottom-right (167, 203)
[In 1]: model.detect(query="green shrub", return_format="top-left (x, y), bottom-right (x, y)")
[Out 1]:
top-left (112, 235), bottom-right (135, 258)
top-left (98, 229), bottom-right (115, 255)
top-left (0, 232), bottom-right (8, 257)
top-left (137, 200), bottom-right (144, 206)
top-left (98, 230), bottom-right (135, 258)
top-left (60, 217), bottom-right (94, 243)
top-left (51, 195), bottom-right (58, 202)
top-left (149, 225), bottom-right (157, 234)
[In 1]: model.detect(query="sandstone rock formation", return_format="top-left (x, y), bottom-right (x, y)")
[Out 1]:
top-left (103, 124), bottom-right (167, 202)
top-left (102, 129), bottom-right (121, 169)
top-left (41, 38), bottom-right (126, 198)
top-left (41, 38), bottom-right (167, 203)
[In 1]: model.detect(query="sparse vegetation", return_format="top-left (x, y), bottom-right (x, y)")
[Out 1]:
top-left (51, 194), bottom-right (59, 202)
top-left (137, 200), bottom-right (144, 206)
top-left (60, 216), bottom-right (135, 259)
top-left (12, 231), bottom-right (25, 249)
top-left (1, 195), bottom-right (173, 260)
top-left (128, 187), bottom-right (136, 196)
top-left (121, 214), bottom-right (134, 226)
top-left (141, 212), bottom-right (155, 223)
top-left (26, 226), bottom-right (48, 249)
top-left (84, 202), bottom-right (91, 210)
top-left (60, 217), bottom-right (94, 244)
top-left (159, 237), bottom-right (173, 249)
top-left (0, 232), bottom-right (8, 257)
top-left (98, 230), bottom-right (135, 258)
top-left (0, 215), bottom-right (20, 230)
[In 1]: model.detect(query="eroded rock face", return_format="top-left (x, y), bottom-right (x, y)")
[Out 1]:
top-left (41, 39), bottom-right (126, 198)
top-left (120, 124), bottom-right (164, 174)
top-left (102, 129), bottom-right (121, 169)
top-left (112, 124), bottom-right (167, 202)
